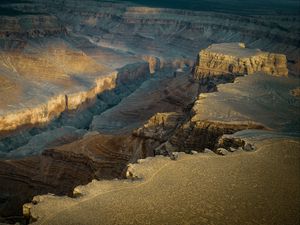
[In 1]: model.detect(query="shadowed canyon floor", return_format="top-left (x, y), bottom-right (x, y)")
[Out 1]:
top-left (0, 0), bottom-right (299, 224)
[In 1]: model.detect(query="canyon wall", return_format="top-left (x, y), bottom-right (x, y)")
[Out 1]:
top-left (0, 0), bottom-right (299, 137)
top-left (0, 72), bottom-right (117, 133)
top-left (20, 72), bottom-right (300, 224)
top-left (0, 15), bottom-right (67, 40)
top-left (0, 0), bottom-right (299, 223)
top-left (3, 0), bottom-right (299, 62)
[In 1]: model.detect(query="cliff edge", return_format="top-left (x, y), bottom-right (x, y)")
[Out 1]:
top-left (23, 138), bottom-right (300, 225)
top-left (193, 43), bottom-right (288, 81)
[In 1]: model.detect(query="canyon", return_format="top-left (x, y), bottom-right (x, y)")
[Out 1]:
top-left (0, 0), bottom-right (299, 224)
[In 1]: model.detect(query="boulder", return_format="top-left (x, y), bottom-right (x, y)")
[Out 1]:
top-left (216, 148), bottom-right (229, 156)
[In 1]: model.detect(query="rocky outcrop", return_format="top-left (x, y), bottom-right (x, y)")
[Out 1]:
top-left (0, 72), bottom-right (118, 134)
top-left (4, 0), bottom-right (299, 68)
top-left (291, 87), bottom-right (300, 97)
top-left (133, 112), bottom-right (184, 142)
top-left (169, 120), bottom-right (264, 152)
top-left (137, 72), bottom-right (300, 154)
top-left (0, 133), bottom-right (133, 219)
top-left (22, 138), bottom-right (300, 225)
top-left (0, 15), bottom-right (67, 41)
top-left (171, 73), bottom-right (299, 153)
top-left (90, 68), bottom-right (198, 134)
top-left (193, 43), bottom-right (288, 81)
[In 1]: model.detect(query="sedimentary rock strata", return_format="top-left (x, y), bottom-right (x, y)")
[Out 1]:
top-left (23, 138), bottom-right (300, 225)
top-left (0, 0), bottom-right (299, 137)
top-left (193, 43), bottom-right (288, 81)
top-left (91, 70), bottom-right (198, 134)
top-left (21, 70), bottom-right (300, 224)
top-left (0, 0), bottom-right (299, 223)
top-left (0, 69), bottom-right (199, 220)
top-left (0, 133), bottom-right (134, 219)
top-left (0, 14), bottom-right (67, 39)
top-left (169, 73), bottom-right (300, 152)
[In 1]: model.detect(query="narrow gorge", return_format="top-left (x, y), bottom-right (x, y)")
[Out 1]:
top-left (0, 1), bottom-right (299, 225)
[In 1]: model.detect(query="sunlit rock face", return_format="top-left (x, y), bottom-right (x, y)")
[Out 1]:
top-left (0, 0), bottom-right (299, 137)
top-left (193, 43), bottom-right (288, 81)
top-left (0, 40), bottom-right (116, 133)
top-left (5, 0), bottom-right (300, 61)
top-left (19, 53), bottom-right (300, 225)
top-left (0, 0), bottom-right (299, 223)
top-left (168, 73), bottom-right (300, 152)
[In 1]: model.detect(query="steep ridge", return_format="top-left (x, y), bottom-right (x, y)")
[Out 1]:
top-left (36, 0), bottom-right (299, 64)
top-left (193, 43), bottom-right (288, 81)
top-left (0, 61), bottom-right (152, 158)
top-left (3, 0), bottom-right (300, 63)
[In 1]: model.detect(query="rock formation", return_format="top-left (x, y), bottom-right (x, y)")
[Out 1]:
top-left (0, 68), bottom-right (199, 220)
top-left (90, 70), bottom-right (198, 134)
top-left (193, 43), bottom-right (288, 81)
top-left (20, 69), bottom-right (300, 224)
top-left (0, 0), bottom-right (298, 138)
top-left (0, 133), bottom-right (133, 219)
top-left (169, 73), bottom-right (299, 152)
top-left (0, 0), bottom-right (299, 223)
top-left (291, 87), bottom-right (300, 97)
top-left (0, 15), bottom-right (67, 40)
top-left (23, 138), bottom-right (300, 225)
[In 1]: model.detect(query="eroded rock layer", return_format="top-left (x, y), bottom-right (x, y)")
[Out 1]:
top-left (23, 139), bottom-right (300, 225)
top-left (1, 0), bottom-right (299, 137)
top-left (0, 0), bottom-right (299, 223)
top-left (0, 69), bottom-right (199, 220)
top-left (21, 70), bottom-right (300, 224)
top-left (193, 43), bottom-right (288, 81)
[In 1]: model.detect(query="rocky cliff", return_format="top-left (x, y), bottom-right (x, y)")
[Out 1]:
top-left (0, 67), bottom-right (199, 221)
top-left (0, 71), bottom-right (118, 133)
top-left (193, 43), bottom-right (288, 81)
top-left (0, 133), bottom-right (133, 219)
top-left (0, 0), bottom-right (298, 136)
top-left (18, 71), bottom-right (300, 224)
top-left (0, 0), bottom-right (299, 223)
top-left (3, 0), bottom-right (300, 66)
top-left (22, 138), bottom-right (300, 225)
top-left (0, 15), bottom-right (67, 40)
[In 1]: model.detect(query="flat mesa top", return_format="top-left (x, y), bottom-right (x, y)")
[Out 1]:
top-left (205, 43), bottom-right (263, 58)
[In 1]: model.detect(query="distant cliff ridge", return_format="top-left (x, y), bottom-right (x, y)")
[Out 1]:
top-left (193, 43), bottom-right (288, 81)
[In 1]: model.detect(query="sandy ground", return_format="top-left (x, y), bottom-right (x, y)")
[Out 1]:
top-left (27, 138), bottom-right (300, 225)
